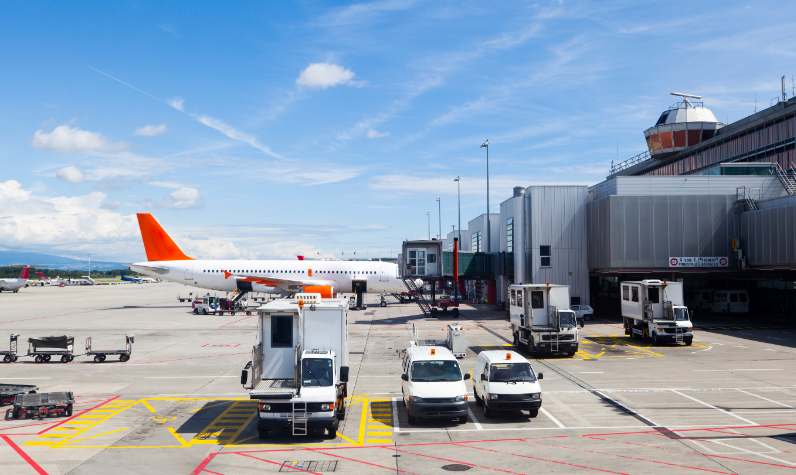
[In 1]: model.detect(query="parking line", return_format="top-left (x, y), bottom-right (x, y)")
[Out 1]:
top-left (735, 388), bottom-right (793, 408)
top-left (670, 389), bottom-right (756, 425)
top-left (467, 407), bottom-right (483, 430)
top-left (539, 407), bottom-right (565, 429)
top-left (392, 397), bottom-right (400, 433)
top-left (710, 439), bottom-right (795, 466)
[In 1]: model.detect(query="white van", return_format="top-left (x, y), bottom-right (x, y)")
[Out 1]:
top-left (473, 350), bottom-right (542, 418)
top-left (711, 290), bottom-right (749, 314)
top-left (401, 345), bottom-right (470, 424)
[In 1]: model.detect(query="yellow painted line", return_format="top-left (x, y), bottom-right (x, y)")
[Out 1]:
top-left (336, 431), bottom-right (359, 445)
top-left (55, 428), bottom-right (129, 447)
top-left (367, 431), bottom-right (393, 436)
top-left (366, 439), bottom-right (393, 444)
top-left (357, 399), bottom-right (368, 445)
top-left (166, 427), bottom-right (190, 448)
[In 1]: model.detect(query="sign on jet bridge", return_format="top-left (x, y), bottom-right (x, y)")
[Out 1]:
top-left (668, 256), bottom-right (728, 268)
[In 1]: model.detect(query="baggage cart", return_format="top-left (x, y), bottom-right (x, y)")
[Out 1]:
top-left (85, 335), bottom-right (134, 362)
top-left (0, 384), bottom-right (38, 406)
top-left (5, 392), bottom-right (74, 420)
top-left (0, 334), bottom-right (19, 363)
top-left (27, 336), bottom-right (75, 363)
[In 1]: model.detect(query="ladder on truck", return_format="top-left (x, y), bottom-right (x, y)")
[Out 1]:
top-left (403, 278), bottom-right (432, 317)
top-left (674, 324), bottom-right (684, 345)
top-left (292, 401), bottom-right (308, 436)
top-left (550, 333), bottom-right (559, 354)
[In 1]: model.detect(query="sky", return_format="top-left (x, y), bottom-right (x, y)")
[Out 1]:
top-left (1, 0), bottom-right (795, 262)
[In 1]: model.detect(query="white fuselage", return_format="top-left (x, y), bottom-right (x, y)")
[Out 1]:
top-left (0, 278), bottom-right (27, 292)
top-left (130, 259), bottom-right (405, 294)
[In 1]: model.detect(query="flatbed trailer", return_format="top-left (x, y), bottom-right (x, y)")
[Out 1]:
top-left (5, 392), bottom-right (74, 420)
top-left (27, 336), bottom-right (75, 363)
top-left (0, 334), bottom-right (20, 363)
top-left (0, 384), bottom-right (38, 406)
top-left (85, 335), bottom-right (134, 362)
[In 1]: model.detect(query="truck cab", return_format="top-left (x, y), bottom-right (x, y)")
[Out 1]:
top-left (401, 344), bottom-right (470, 424)
top-left (473, 350), bottom-right (542, 418)
top-left (509, 284), bottom-right (582, 356)
top-left (621, 280), bottom-right (693, 345)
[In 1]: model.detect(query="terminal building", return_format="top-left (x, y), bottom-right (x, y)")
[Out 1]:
top-left (408, 93), bottom-right (796, 321)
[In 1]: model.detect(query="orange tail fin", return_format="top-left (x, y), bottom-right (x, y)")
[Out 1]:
top-left (136, 213), bottom-right (193, 261)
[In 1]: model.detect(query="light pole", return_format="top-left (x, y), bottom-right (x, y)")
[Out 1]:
top-left (480, 139), bottom-right (491, 254)
top-left (436, 197), bottom-right (442, 240)
top-left (426, 211), bottom-right (431, 240)
top-left (454, 176), bottom-right (461, 244)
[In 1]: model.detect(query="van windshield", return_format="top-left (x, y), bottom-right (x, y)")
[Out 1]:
top-left (558, 311), bottom-right (576, 328)
top-left (301, 358), bottom-right (333, 387)
top-left (674, 307), bottom-right (690, 322)
top-left (490, 363), bottom-right (536, 382)
top-left (411, 360), bottom-right (462, 382)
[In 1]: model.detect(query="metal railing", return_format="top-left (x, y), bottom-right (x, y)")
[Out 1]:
top-left (609, 150), bottom-right (651, 176)
top-left (773, 163), bottom-right (796, 195)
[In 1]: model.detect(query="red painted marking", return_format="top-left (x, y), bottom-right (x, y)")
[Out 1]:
top-left (202, 470), bottom-right (225, 475)
top-left (707, 454), bottom-right (796, 470)
top-left (582, 423), bottom-right (796, 440)
top-left (237, 453), bottom-right (322, 474)
top-left (388, 447), bottom-right (525, 475)
top-left (453, 442), bottom-right (628, 474)
top-left (1, 434), bottom-right (48, 475)
top-left (191, 452), bottom-right (219, 475)
top-left (0, 420), bottom-right (63, 433)
top-left (37, 395), bottom-right (119, 435)
top-left (311, 449), bottom-right (418, 474)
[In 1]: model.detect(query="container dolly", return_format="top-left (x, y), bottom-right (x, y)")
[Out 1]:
top-left (5, 392), bottom-right (74, 420)
top-left (0, 334), bottom-right (19, 363)
top-left (85, 335), bottom-right (134, 362)
top-left (0, 383), bottom-right (37, 406)
top-left (27, 336), bottom-right (75, 363)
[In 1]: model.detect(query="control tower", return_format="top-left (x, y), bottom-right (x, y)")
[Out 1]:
top-left (644, 92), bottom-right (724, 158)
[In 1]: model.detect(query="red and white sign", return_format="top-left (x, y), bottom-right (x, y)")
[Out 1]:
top-left (669, 256), bottom-right (728, 268)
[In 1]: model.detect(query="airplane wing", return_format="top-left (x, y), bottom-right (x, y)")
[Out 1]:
top-left (223, 271), bottom-right (334, 292)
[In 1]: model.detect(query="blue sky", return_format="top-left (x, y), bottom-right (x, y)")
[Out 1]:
top-left (1, 0), bottom-right (794, 262)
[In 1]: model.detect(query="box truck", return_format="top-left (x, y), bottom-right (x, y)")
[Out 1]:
top-left (508, 284), bottom-right (581, 356)
top-left (240, 294), bottom-right (349, 438)
top-left (621, 280), bottom-right (693, 345)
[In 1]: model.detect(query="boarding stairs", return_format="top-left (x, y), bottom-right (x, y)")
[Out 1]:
top-left (402, 278), bottom-right (432, 317)
top-left (231, 291), bottom-right (247, 305)
top-left (292, 401), bottom-right (308, 436)
top-left (773, 163), bottom-right (796, 195)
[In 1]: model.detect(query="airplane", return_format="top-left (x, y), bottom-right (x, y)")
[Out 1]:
top-left (0, 266), bottom-right (30, 293)
top-left (129, 213), bottom-right (409, 299)
top-left (121, 275), bottom-right (157, 284)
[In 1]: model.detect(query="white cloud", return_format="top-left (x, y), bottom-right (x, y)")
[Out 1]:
top-left (55, 166), bottom-right (84, 183)
top-left (32, 125), bottom-right (118, 153)
top-left (149, 181), bottom-right (201, 208)
top-left (134, 124), bottom-right (168, 137)
top-left (366, 129), bottom-right (388, 139)
top-left (168, 97), bottom-right (185, 111)
top-left (195, 115), bottom-right (283, 159)
top-left (0, 180), bottom-right (137, 250)
top-left (297, 63), bottom-right (359, 89)
top-left (318, 0), bottom-right (417, 26)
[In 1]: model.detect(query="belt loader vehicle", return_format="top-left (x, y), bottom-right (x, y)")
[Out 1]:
top-left (240, 294), bottom-right (349, 439)
top-left (509, 284), bottom-right (581, 356)
top-left (621, 280), bottom-right (693, 345)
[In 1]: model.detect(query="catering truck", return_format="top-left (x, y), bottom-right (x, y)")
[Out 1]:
top-left (240, 294), bottom-right (349, 439)
top-left (509, 284), bottom-right (581, 356)
top-left (621, 280), bottom-right (693, 345)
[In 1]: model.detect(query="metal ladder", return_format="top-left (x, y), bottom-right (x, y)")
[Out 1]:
top-left (292, 401), bottom-right (308, 436)
top-left (674, 327), bottom-right (684, 345)
top-left (403, 278), bottom-right (432, 317)
top-left (550, 333), bottom-right (559, 353)
top-left (773, 163), bottom-right (796, 195)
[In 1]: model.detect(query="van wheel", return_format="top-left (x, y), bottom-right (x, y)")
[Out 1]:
top-left (684, 337), bottom-right (693, 346)
top-left (528, 409), bottom-right (539, 418)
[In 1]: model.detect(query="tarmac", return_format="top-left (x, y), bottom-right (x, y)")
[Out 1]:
top-left (0, 282), bottom-right (795, 474)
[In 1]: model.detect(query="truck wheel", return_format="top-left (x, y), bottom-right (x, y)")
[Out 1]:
top-left (65, 405), bottom-right (73, 417)
top-left (528, 409), bottom-right (539, 418)
top-left (120, 354), bottom-right (130, 362)
top-left (10, 355), bottom-right (17, 363)
top-left (3, 355), bottom-right (10, 363)
top-left (193, 308), bottom-right (198, 315)
top-left (380, 301), bottom-right (387, 308)
top-left (452, 308), bottom-right (459, 318)
top-left (60, 355), bottom-right (70, 363)
top-left (34, 355), bottom-right (43, 363)
top-left (325, 424), bottom-right (338, 439)
top-left (684, 336), bottom-right (693, 346)
top-left (474, 389), bottom-right (482, 406)
top-left (43, 355), bottom-right (52, 362)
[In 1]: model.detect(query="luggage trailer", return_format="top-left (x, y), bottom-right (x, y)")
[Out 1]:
top-left (0, 334), bottom-right (20, 363)
top-left (27, 336), bottom-right (75, 363)
top-left (5, 392), bottom-right (75, 420)
top-left (85, 335), bottom-right (134, 362)
top-left (0, 384), bottom-right (38, 406)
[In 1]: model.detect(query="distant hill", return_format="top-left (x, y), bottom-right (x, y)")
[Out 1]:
top-left (0, 250), bottom-right (128, 271)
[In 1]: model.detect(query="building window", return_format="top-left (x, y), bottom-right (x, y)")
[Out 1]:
top-left (407, 249), bottom-right (426, 275)
top-left (427, 253), bottom-right (436, 264)
top-left (622, 286), bottom-right (629, 301)
top-left (471, 232), bottom-right (482, 253)
top-left (271, 315), bottom-right (293, 348)
top-left (506, 218), bottom-right (514, 253)
top-left (540, 245), bottom-right (551, 267)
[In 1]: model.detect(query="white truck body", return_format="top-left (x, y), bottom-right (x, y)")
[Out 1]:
top-left (241, 294), bottom-right (349, 438)
top-left (620, 280), bottom-right (693, 345)
top-left (509, 284), bottom-right (581, 356)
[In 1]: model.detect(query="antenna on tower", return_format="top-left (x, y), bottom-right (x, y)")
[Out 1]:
top-left (782, 75), bottom-right (787, 102)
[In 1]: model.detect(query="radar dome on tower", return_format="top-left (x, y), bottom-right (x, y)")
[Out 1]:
top-left (644, 92), bottom-right (723, 158)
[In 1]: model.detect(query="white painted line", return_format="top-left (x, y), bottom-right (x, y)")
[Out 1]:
top-left (467, 407), bottom-right (483, 430)
top-left (0, 377), bottom-right (51, 380)
top-left (539, 407), bottom-right (566, 429)
top-left (693, 369), bottom-right (783, 372)
top-left (735, 388), bottom-right (794, 408)
top-left (145, 375), bottom-right (238, 379)
top-left (710, 439), bottom-right (795, 466)
top-left (155, 393), bottom-right (248, 397)
top-left (392, 397), bottom-right (400, 433)
top-left (579, 371), bottom-right (604, 374)
top-left (670, 389), bottom-right (756, 425)
top-left (371, 392), bottom-right (402, 395)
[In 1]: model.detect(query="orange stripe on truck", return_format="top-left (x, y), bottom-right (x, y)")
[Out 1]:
top-left (136, 213), bottom-right (193, 261)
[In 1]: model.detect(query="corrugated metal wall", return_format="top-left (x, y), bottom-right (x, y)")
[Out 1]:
top-left (589, 195), bottom-right (739, 270)
top-left (740, 196), bottom-right (796, 267)
top-left (525, 186), bottom-right (590, 304)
